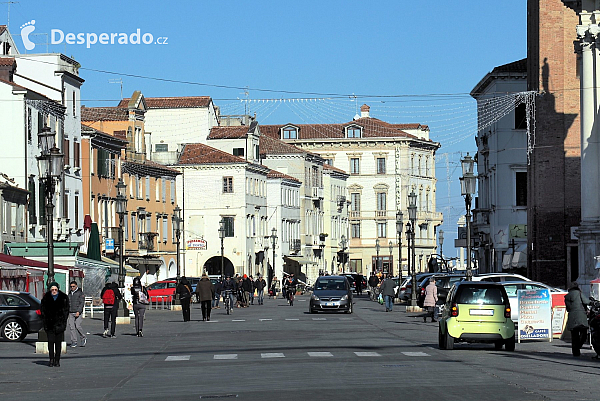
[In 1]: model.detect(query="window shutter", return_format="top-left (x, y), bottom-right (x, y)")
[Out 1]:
top-left (145, 176), bottom-right (150, 200)
top-left (170, 179), bottom-right (175, 203)
top-left (162, 178), bottom-right (166, 202)
top-left (28, 177), bottom-right (37, 224)
top-left (124, 214), bottom-right (128, 240)
top-left (38, 181), bottom-right (46, 225)
top-left (162, 217), bottom-right (168, 242)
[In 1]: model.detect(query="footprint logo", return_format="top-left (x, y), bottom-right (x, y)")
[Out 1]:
top-left (20, 20), bottom-right (36, 51)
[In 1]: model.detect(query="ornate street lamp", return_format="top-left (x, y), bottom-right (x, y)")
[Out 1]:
top-left (396, 211), bottom-right (403, 280)
top-left (36, 127), bottom-right (63, 289)
top-left (439, 229), bottom-right (445, 272)
top-left (460, 153), bottom-right (476, 281)
top-left (172, 206), bottom-right (182, 284)
top-left (115, 179), bottom-right (128, 288)
top-left (375, 238), bottom-right (380, 273)
top-left (407, 190), bottom-right (418, 307)
top-left (219, 218), bottom-right (226, 281)
top-left (269, 227), bottom-right (277, 289)
top-left (388, 241), bottom-right (393, 276)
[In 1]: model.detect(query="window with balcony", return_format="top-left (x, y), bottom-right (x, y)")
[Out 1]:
top-left (377, 158), bottom-right (386, 174)
top-left (376, 192), bottom-right (386, 217)
top-left (350, 193), bottom-right (360, 218)
top-left (223, 177), bottom-right (233, 193)
top-left (350, 158), bottom-right (360, 174)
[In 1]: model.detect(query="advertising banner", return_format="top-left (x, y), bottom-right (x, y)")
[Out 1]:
top-left (518, 289), bottom-right (552, 343)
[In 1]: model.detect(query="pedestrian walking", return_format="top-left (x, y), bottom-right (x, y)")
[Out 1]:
top-left (255, 275), bottom-right (266, 305)
top-left (67, 281), bottom-right (86, 347)
top-left (380, 274), bottom-right (396, 312)
top-left (41, 282), bottom-right (69, 367)
top-left (242, 274), bottom-right (252, 307)
top-left (565, 281), bottom-right (589, 357)
top-left (423, 278), bottom-right (438, 322)
top-left (368, 273), bottom-right (379, 291)
top-left (249, 275), bottom-right (255, 305)
top-left (130, 277), bottom-right (149, 337)
top-left (355, 275), bottom-right (363, 295)
top-left (222, 275), bottom-right (236, 313)
top-left (101, 281), bottom-right (122, 338)
top-left (212, 278), bottom-right (222, 309)
top-left (196, 273), bottom-right (215, 321)
top-left (176, 277), bottom-right (193, 322)
top-left (269, 276), bottom-right (279, 299)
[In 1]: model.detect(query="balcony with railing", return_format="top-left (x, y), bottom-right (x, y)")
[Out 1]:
top-left (349, 211), bottom-right (361, 219)
top-left (291, 239), bottom-right (301, 252)
top-left (138, 232), bottom-right (158, 251)
top-left (375, 210), bottom-right (387, 218)
top-left (312, 187), bottom-right (324, 200)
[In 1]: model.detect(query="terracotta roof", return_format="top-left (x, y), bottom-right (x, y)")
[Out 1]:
top-left (122, 160), bottom-right (180, 177)
top-left (323, 163), bottom-right (348, 175)
top-left (0, 77), bottom-right (26, 91)
top-left (208, 126), bottom-right (250, 140)
top-left (0, 57), bottom-right (15, 66)
top-left (261, 117), bottom-right (421, 141)
top-left (267, 169), bottom-right (301, 183)
top-left (178, 143), bottom-right (247, 165)
top-left (492, 58), bottom-right (527, 74)
top-left (81, 106), bottom-right (129, 122)
top-left (118, 96), bottom-right (211, 109)
top-left (259, 134), bottom-right (306, 156)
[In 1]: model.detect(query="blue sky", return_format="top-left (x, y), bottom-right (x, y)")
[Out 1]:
top-left (4, 0), bottom-right (528, 255)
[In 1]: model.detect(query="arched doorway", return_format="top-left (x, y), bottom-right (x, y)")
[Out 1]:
top-left (203, 256), bottom-right (234, 277)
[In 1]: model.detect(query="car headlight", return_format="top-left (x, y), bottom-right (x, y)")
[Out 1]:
top-left (340, 294), bottom-right (348, 301)
top-left (311, 294), bottom-right (320, 301)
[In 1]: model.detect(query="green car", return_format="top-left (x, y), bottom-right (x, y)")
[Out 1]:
top-left (438, 281), bottom-right (515, 351)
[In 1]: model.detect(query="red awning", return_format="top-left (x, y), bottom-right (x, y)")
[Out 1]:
top-left (0, 254), bottom-right (71, 270)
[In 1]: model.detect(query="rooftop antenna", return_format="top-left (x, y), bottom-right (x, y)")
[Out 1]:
top-left (241, 86), bottom-right (249, 115)
top-left (1, 1), bottom-right (18, 32)
top-left (109, 78), bottom-right (123, 100)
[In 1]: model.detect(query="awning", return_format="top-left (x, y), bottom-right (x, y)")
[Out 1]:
top-left (511, 243), bottom-right (527, 268)
top-left (284, 256), bottom-right (318, 265)
top-left (502, 250), bottom-right (513, 270)
top-left (127, 257), bottom-right (163, 266)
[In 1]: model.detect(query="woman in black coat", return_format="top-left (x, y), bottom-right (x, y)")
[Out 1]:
top-left (41, 282), bottom-right (70, 367)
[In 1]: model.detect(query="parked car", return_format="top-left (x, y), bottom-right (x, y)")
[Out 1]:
top-left (146, 280), bottom-right (177, 302)
top-left (398, 273), bottom-right (437, 301)
top-left (0, 291), bottom-right (43, 342)
top-left (438, 281), bottom-right (515, 351)
top-left (471, 273), bottom-right (531, 283)
top-left (500, 281), bottom-right (567, 323)
top-left (417, 274), bottom-right (465, 307)
top-left (309, 276), bottom-right (353, 314)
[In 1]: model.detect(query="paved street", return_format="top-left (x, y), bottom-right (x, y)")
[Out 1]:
top-left (2, 295), bottom-right (600, 400)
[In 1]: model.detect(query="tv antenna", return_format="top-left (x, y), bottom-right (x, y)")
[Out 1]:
top-left (1, 1), bottom-right (19, 32)
top-left (109, 78), bottom-right (123, 100)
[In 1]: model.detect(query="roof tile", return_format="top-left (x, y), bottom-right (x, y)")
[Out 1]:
top-left (208, 126), bottom-right (250, 140)
top-left (178, 143), bottom-right (247, 165)
top-left (267, 169), bottom-right (301, 183)
top-left (81, 106), bottom-right (129, 122)
top-left (118, 96), bottom-right (211, 109)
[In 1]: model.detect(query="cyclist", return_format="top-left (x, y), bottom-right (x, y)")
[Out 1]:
top-left (222, 275), bottom-right (236, 314)
top-left (284, 274), bottom-right (297, 306)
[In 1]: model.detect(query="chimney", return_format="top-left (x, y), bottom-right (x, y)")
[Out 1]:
top-left (360, 104), bottom-right (370, 118)
top-left (0, 57), bottom-right (16, 82)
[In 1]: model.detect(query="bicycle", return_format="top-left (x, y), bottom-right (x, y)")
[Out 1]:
top-left (223, 290), bottom-right (233, 315)
top-left (286, 287), bottom-right (295, 306)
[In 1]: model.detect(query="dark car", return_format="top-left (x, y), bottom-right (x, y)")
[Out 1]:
top-left (0, 291), bottom-right (43, 342)
top-left (345, 273), bottom-right (366, 293)
top-left (417, 274), bottom-right (465, 307)
top-left (310, 276), bottom-right (353, 314)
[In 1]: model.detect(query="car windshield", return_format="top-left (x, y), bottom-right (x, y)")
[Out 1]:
top-left (456, 287), bottom-right (506, 305)
top-left (315, 279), bottom-right (347, 291)
top-left (149, 282), bottom-right (166, 290)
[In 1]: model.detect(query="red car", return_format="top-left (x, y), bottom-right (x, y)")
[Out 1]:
top-left (146, 280), bottom-right (177, 302)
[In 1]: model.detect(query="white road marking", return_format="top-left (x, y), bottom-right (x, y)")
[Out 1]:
top-left (312, 318), bottom-right (327, 321)
top-left (165, 355), bottom-right (191, 361)
top-left (261, 353), bottom-right (285, 358)
top-left (354, 352), bottom-right (381, 357)
top-left (259, 319), bottom-right (272, 321)
top-left (232, 319), bottom-right (245, 322)
top-left (402, 352), bottom-right (430, 357)
top-left (339, 317), bottom-right (354, 320)
top-left (285, 318), bottom-right (299, 321)
top-left (214, 354), bottom-right (238, 360)
top-left (297, 299), bottom-right (306, 302)
top-left (308, 352), bottom-right (333, 357)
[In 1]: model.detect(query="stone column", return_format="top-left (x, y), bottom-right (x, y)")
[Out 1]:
top-left (575, 18), bottom-right (600, 293)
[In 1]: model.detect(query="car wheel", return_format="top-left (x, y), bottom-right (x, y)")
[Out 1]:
top-left (445, 327), bottom-right (454, 350)
top-left (494, 341), bottom-right (504, 350)
top-left (1, 319), bottom-right (26, 342)
top-left (310, 309), bottom-right (317, 314)
top-left (438, 326), bottom-right (447, 349)
top-left (505, 335), bottom-right (516, 351)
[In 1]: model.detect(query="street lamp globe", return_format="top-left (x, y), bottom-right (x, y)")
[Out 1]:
top-left (271, 227), bottom-right (277, 244)
top-left (407, 190), bottom-right (417, 221)
top-left (115, 179), bottom-right (127, 215)
top-left (218, 218), bottom-right (226, 239)
top-left (396, 211), bottom-right (403, 234)
top-left (172, 205), bottom-right (182, 232)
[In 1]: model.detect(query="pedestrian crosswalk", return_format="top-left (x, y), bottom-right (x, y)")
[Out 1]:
top-left (164, 350), bottom-right (428, 361)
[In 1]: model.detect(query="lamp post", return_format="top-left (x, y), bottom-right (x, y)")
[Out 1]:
top-left (339, 235), bottom-right (347, 272)
top-left (172, 206), bottom-right (182, 284)
top-left (269, 227), bottom-right (277, 289)
top-left (388, 241), bottom-right (393, 276)
top-left (375, 238), bottom-right (380, 273)
top-left (408, 190), bottom-right (418, 307)
top-left (36, 127), bottom-right (63, 289)
top-left (439, 229), bottom-right (445, 272)
top-left (460, 153), bottom-right (476, 281)
top-left (218, 218), bottom-right (226, 281)
top-left (115, 179), bottom-right (128, 288)
top-left (396, 211), bottom-right (403, 280)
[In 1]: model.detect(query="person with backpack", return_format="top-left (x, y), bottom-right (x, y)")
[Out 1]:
top-left (101, 281), bottom-right (123, 338)
top-left (176, 277), bottom-right (193, 322)
top-left (130, 277), bottom-right (149, 337)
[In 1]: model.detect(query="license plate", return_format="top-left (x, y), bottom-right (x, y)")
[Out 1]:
top-left (324, 302), bottom-right (335, 306)
top-left (469, 309), bottom-right (494, 316)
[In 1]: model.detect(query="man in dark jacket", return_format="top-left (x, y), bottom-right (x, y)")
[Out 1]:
top-left (565, 282), bottom-right (589, 356)
top-left (255, 275), bottom-right (266, 305)
top-left (101, 282), bottom-right (123, 338)
top-left (196, 274), bottom-right (215, 321)
top-left (41, 282), bottom-right (69, 367)
top-left (67, 281), bottom-right (86, 347)
top-left (248, 275), bottom-right (255, 305)
top-left (176, 277), bottom-right (193, 322)
top-left (241, 275), bottom-right (252, 307)
top-left (212, 279), bottom-right (223, 309)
